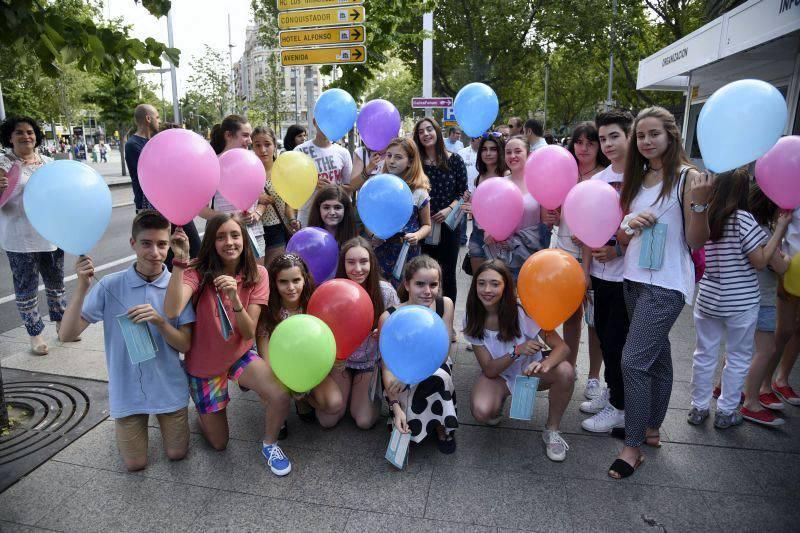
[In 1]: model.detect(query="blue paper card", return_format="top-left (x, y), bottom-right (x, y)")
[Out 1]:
top-left (444, 198), bottom-right (465, 230)
top-left (217, 293), bottom-right (233, 340)
top-left (385, 426), bottom-right (411, 469)
top-left (392, 241), bottom-right (411, 281)
top-left (116, 313), bottom-right (158, 365)
top-left (638, 222), bottom-right (667, 270)
top-left (510, 375), bottom-right (540, 421)
top-left (368, 366), bottom-right (381, 403)
top-left (246, 225), bottom-right (263, 258)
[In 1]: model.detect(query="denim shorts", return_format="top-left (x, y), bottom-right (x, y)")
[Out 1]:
top-left (263, 223), bottom-right (287, 250)
top-left (756, 305), bottom-right (776, 332)
top-left (468, 227), bottom-right (486, 259)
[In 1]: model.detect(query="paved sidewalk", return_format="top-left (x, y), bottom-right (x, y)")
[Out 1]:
top-left (1, 256), bottom-right (798, 532)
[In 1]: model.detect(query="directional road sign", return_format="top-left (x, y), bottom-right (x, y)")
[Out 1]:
top-left (277, 0), bottom-right (362, 11)
top-left (411, 97), bottom-right (453, 108)
top-left (280, 25), bottom-right (365, 48)
top-left (280, 45), bottom-right (366, 66)
top-left (278, 6), bottom-right (365, 30)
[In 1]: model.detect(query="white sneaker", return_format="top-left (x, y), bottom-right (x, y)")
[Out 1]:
top-left (584, 378), bottom-right (603, 400)
top-left (542, 429), bottom-right (569, 462)
top-left (581, 405), bottom-right (625, 433)
top-left (579, 387), bottom-right (609, 414)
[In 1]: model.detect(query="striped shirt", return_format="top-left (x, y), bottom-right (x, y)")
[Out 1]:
top-left (696, 210), bottom-right (766, 317)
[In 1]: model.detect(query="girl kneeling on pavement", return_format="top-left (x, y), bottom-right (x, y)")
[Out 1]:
top-left (164, 214), bottom-right (291, 477)
top-left (318, 237), bottom-right (400, 428)
top-left (381, 255), bottom-right (458, 453)
top-left (463, 260), bottom-right (574, 462)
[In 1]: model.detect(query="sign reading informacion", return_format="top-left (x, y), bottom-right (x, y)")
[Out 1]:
top-left (277, 0), bottom-right (362, 11)
top-left (280, 25), bottom-right (365, 48)
top-left (280, 45), bottom-right (366, 66)
top-left (278, 6), bottom-right (365, 30)
top-left (411, 97), bottom-right (454, 108)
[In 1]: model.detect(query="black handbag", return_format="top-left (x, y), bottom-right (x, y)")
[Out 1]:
top-left (461, 252), bottom-right (473, 276)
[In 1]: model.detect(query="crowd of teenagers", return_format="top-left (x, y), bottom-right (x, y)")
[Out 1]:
top-left (1, 102), bottom-right (799, 481)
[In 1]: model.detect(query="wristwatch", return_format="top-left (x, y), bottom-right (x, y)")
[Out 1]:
top-left (508, 345), bottom-right (520, 360)
top-left (690, 202), bottom-right (709, 213)
top-left (172, 258), bottom-right (190, 269)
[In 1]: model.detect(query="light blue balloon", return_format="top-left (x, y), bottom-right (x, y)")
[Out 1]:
top-left (697, 79), bottom-right (787, 173)
top-left (379, 305), bottom-right (450, 385)
top-left (454, 82), bottom-right (499, 138)
top-left (23, 160), bottom-right (112, 255)
top-left (357, 174), bottom-right (413, 239)
top-left (314, 88), bottom-right (357, 141)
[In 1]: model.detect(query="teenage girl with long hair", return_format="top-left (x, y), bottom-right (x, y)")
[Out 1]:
top-left (307, 185), bottom-right (357, 247)
top-left (610, 107), bottom-right (713, 479)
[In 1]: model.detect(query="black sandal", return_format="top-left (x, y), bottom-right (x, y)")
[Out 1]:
top-left (608, 455), bottom-right (644, 479)
top-left (295, 401), bottom-right (316, 423)
top-left (437, 433), bottom-right (457, 454)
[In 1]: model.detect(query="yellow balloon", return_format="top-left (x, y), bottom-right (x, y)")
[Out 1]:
top-left (272, 151), bottom-right (318, 209)
top-left (785, 253), bottom-right (800, 297)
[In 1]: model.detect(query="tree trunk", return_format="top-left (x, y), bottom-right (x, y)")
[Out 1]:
top-left (119, 124), bottom-right (127, 177)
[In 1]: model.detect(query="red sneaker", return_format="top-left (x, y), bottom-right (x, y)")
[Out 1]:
top-left (759, 392), bottom-right (784, 410)
top-left (741, 406), bottom-right (784, 427)
top-left (713, 385), bottom-right (721, 399)
top-left (772, 384), bottom-right (800, 406)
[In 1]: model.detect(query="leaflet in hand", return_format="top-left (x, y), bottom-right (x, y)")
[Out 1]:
top-left (246, 225), bottom-right (263, 258)
top-left (385, 426), bottom-right (411, 469)
top-left (509, 375), bottom-right (540, 421)
top-left (392, 241), bottom-right (411, 281)
top-left (444, 199), bottom-right (465, 230)
top-left (116, 313), bottom-right (158, 365)
top-left (217, 293), bottom-right (234, 340)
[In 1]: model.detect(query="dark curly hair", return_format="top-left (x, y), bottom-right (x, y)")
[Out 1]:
top-left (0, 116), bottom-right (44, 149)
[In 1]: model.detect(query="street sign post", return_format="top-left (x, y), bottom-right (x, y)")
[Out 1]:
top-left (280, 45), bottom-right (366, 66)
top-left (278, 6), bottom-right (365, 30)
top-left (277, 0), bottom-right (362, 10)
top-left (280, 25), bottom-right (365, 48)
top-left (411, 97), bottom-right (453, 108)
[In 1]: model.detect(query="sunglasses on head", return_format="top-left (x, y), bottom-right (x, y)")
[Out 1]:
top-left (480, 131), bottom-right (502, 139)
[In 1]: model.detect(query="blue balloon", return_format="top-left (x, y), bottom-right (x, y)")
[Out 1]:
top-left (314, 88), bottom-right (357, 141)
top-left (379, 305), bottom-right (450, 385)
top-left (23, 160), bottom-right (112, 255)
top-left (697, 79), bottom-right (787, 172)
top-left (454, 83), bottom-right (499, 138)
top-left (357, 174), bottom-right (413, 239)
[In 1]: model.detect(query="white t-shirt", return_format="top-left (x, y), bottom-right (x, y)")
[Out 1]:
top-left (458, 145), bottom-right (479, 192)
top-left (696, 210), bottom-right (767, 318)
top-left (783, 207), bottom-right (800, 257)
top-left (530, 137), bottom-right (548, 152)
top-left (589, 166), bottom-right (625, 282)
top-left (0, 150), bottom-right (56, 253)
top-left (294, 140), bottom-right (353, 226)
top-left (444, 139), bottom-right (464, 153)
top-left (463, 306), bottom-right (544, 393)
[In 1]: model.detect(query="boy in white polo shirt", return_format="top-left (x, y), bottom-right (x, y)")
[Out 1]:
top-left (579, 110), bottom-right (634, 433)
top-left (59, 210), bottom-right (195, 471)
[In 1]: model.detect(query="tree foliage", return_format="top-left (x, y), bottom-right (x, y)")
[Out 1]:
top-left (0, 0), bottom-right (179, 78)
top-left (185, 45), bottom-right (230, 123)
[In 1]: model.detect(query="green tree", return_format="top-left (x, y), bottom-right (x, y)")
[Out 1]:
top-left (185, 45), bottom-right (230, 123)
top-left (1, 0), bottom-right (179, 78)
top-left (364, 56), bottom-right (417, 118)
top-left (248, 63), bottom-right (288, 133)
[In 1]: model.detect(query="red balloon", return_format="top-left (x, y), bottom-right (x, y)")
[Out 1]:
top-left (307, 279), bottom-right (374, 360)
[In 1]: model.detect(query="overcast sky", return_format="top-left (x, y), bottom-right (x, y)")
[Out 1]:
top-left (107, 0), bottom-right (254, 99)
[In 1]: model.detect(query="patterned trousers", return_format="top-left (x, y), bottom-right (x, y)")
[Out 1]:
top-left (6, 250), bottom-right (66, 336)
top-left (622, 280), bottom-right (684, 448)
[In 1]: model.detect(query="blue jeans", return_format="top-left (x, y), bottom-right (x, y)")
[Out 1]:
top-left (6, 250), bottom-right (66, 336)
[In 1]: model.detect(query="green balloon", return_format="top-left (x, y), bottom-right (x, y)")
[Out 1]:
top-left (269, 315), bottom-right (336, 392)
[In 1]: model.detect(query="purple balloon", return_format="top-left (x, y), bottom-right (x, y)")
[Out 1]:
top-left (357, 99), bottom-right (401, 151)
top-left (286, 227), bottom-right (338, 284)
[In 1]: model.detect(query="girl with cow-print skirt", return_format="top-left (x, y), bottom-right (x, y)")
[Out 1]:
top-left (380, 255), bottom-right (459, 454)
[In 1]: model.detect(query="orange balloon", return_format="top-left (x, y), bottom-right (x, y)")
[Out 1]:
top-left (518, 249), bottom-right (586, 330)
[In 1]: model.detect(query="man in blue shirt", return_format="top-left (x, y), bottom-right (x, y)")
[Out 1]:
top-left (59, 210), bottom-right (195, 471)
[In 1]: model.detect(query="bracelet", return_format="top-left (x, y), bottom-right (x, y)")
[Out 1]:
top-left (232, 305), bottom-right (244, 313)
top-left (614, 242), bottom-right (624, 257)
top-left (172, 258), bottom-right (190, 269)
top-left (388, 399), bottom-right (400, 409)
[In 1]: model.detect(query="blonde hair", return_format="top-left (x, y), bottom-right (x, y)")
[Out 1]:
top-left (386, 137), bottom-right (430, 192)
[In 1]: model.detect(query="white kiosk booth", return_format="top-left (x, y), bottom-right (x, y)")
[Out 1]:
top-left (637, 0), bottom-right (800, 167)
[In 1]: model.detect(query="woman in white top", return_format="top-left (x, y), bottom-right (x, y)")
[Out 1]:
top-left (463, 260), bottom-right (574, 462)
top-left (611, 107), bottom-right (713, 479)
top-left (0, 116), bottom-right (64, 355)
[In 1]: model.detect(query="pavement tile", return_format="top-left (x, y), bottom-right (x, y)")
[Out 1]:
top-left (2, 342), bottom-right (108, 382)
top-left (701, 491), bottom-right (800, 532)
top-left (736, 448), bottom-right (800, 493)
top-left (0, 461), bottom-right (94, 526)
top-left (344, 510), bottom-right (496, 533)
top-left (191, 491), bottom-right (350, 533)
top-left (0, 521), bottom-right (55, 533)
top-left (561, 478), bottom-right (716, 532)
top-left (36, 469), bottom-right (218, 533)
top-left (423, 466), bottom-right (571, 531)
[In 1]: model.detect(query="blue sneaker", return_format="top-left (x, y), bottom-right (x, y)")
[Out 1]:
top-left (261, 443), bottom-right (292, 476)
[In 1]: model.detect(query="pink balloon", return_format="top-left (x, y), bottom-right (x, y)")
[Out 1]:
top-left (218, 148), bottom-right (266, 211)
top-left (524, 145), bottom-right (578, 210)
top-left (563, 180), bottom-right (623, 249)
top-left (755, 136), bottom-right (800, 209)
top-left (0, 163), bottom-right (20, 208)
top-left (138, 129), bottom-right (220, 225)
top-left (472, 177), bottom-right (524, 241)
